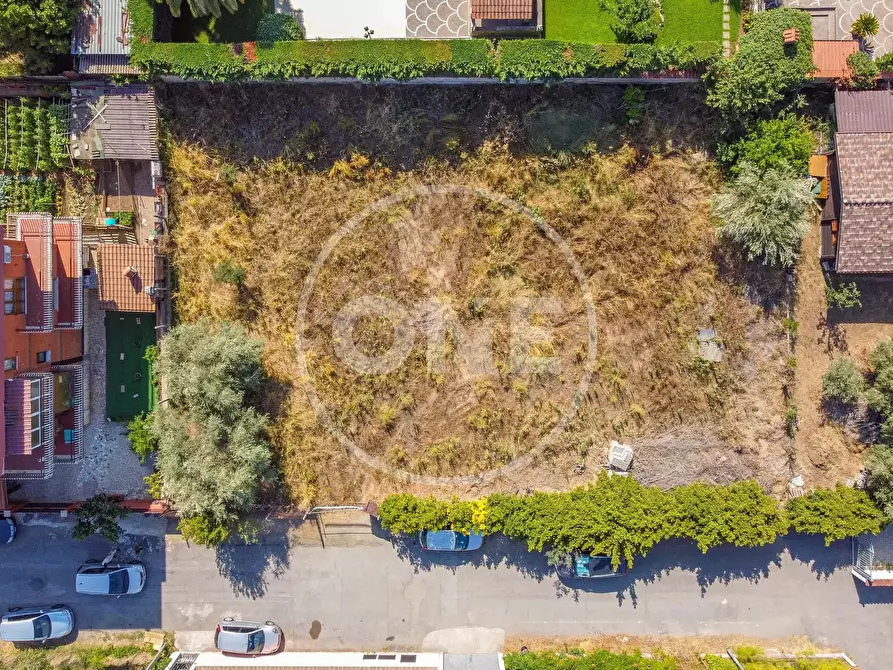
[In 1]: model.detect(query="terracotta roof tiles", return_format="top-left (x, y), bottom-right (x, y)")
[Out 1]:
top-left (98, 244), bottom-right (158, 312)
top-left (811, 40), bottom-right (859, 80)
top-left (471, 0), bottom-right (532, 20)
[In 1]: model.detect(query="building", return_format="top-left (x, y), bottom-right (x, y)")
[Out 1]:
top-left (821, 89), bottom-right (893, 273)
top-left (811, 40), bottom-right (859, 81)
top-left (69, 84), bottom-right (159, 163)
top-left (71, 0), bottom-right (140, 75)
top-left (166, 651), bottom-right (504, 670)
top-left (1, 214), bottom-right (85, 489)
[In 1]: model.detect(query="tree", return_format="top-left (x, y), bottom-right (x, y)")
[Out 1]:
top-left (127, 412), bottom-right (158, 464)
top-left (787, 484), bottom-right (885, 543)
top-left (867, 445), bottom-right (893, 520)
top-left (161, 0), bottom-right (238, 19)
top-left (710, 161), bottom-right (815, 266)
top-left (706, 8), bottom-right (815, 121)
top-left (608, 0), bottom-right (662, 43)
top-left (0, 0), bottom-right (80, 71)
top-left (845, 52), bottom-right (879, 90)
top-left (822, 358), bottom-right (865, 404)
top-left (719, 115), bottom-right (814, 176)
top-left (850, 13), bottom-right (879, 38)
top-left (257, 14), bottom-right (305, 42)
top-left (72, 495), bottom-right (131, 543)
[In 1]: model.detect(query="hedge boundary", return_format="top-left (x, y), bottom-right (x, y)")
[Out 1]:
top-left (128, 0), bottom-right (721, 82)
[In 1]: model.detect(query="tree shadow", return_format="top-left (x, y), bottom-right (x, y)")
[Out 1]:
top-left (214, 519), bottom-right (292, 599)
top-left (827, 276), bottom-right (893, 326)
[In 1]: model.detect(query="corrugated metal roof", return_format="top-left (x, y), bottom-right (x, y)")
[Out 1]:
top-left (70, 84), bottom-right (159, 161)
top-left (471, 0), bottom-right (532, 20)
top-left (98, 244), bottom-right (158, 312)
top-left (76, 54), bottom-right (140, 75)
top-left (835, 89), bottom-right (893, 134)
top-left (72, 0), bottom-right (130, 56)
top-left (812, 40), bottom-right (859, 80)
top-left (835, 132), bottom-right (893, 204)
top-left (837, 204), bottom-right (893, 273)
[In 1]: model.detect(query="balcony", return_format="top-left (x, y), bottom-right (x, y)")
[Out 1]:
top-left (2, 373), bottom-right (55, 480)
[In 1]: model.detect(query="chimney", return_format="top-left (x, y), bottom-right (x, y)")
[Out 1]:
top-left (783, 27), bottom-right (800, 45)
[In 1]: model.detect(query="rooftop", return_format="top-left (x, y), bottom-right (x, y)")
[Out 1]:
top-left (835, 89), bottom-right (893, 134)
top-left (811, 40), bottom-right (859, 80)
top-left (69, 84), bottom-right (159, 161)
top-left (835, 132), bottom-right (893, 205)
top-left (471, 0), bottom-right (532, 20)
top-left (72, 0), bottom-right (130, 57)
top-left (97, 244), bottom-right (158, 312)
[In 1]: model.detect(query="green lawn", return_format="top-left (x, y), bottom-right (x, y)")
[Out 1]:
top-left (105, 312), bottom-right (158, 420)
top-left (171, 0), bottom-right (273, 43)
top-left (544, 0), bottom-right (731, 44)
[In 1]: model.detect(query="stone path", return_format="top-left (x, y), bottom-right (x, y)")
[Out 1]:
top-left (723, 0), bottom-right (732, 56)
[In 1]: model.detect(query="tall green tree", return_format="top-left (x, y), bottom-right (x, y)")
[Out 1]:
top-left (0, 0), bottom-right (80, 71)
top-left (161, 0), bottom-right (239, 19)
top-left (710, 161), bottom-right (815, 266)
top-left (787, 485), bottom-right (885, 543)
top-left (72, 495), bottom-right (131, 543)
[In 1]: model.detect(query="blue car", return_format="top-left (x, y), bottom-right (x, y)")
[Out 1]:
top-left (418, 530), bottom-right (483, 552)
top-left (556, 553), bottom-right (628, 579)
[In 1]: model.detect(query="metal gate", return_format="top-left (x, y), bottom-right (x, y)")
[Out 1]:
top-left (852, 538), bottom-right (875, 583)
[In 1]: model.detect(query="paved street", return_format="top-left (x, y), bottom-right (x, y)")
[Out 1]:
top-left (2, 515), bottom-right (893, 669)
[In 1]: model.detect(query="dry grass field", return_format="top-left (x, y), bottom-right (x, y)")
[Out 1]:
top-left (160, 83), bottom-right (802, 507)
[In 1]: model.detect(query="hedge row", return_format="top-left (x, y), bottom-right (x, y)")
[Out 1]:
top-left (128, 0), bottom-right (720, 82)
top-left (378, 475), bottom-right (885, 567)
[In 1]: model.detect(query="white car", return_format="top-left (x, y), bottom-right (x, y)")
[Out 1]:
top-left (75, 562), bottom-right (146, 595)
top-left (215, 619), bottom-right (283, 656)
top-left (0, 605), bottom-right (74, 642)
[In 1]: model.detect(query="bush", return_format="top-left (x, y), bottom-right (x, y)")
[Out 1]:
top-left (877, 52), bottom-right (893, 71)
top-left (719, 115), bottom-right (814, 176)
top-left (127, 412), bottom-right (158, 463)
top-left (710, 161), bottom-right (815, 266)
top-left (608, 0), bottom-right (662, 43)
top-left (213, 260), bottom-right (247, 285)
top-left (850, 13), bottom-right (879, 38)
top-left (845, 51), bottom-right (879, 89)
top-left (0, 0), bottom-right (80, 73)
top-left (826, 281), bottom-right (862, 309)
top-left (257, 13), bottom-right (305, 42)
top-left (178, 513), bottom-right (232, 545)
top-left (72, 495), bottom-right (131, 543)
top-left (822, 358), bottom-right (865, 404)
top-left (706, 8), bottom-right (814, 121)
top-left (867, 445), bottom-right (893, 520)
top-left (787, 484), bottom-right (885, 543)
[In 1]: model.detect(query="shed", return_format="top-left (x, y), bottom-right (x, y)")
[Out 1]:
top-left (69, 84), bottom-right (159, 162)
top-left (811, 40), bottom-right (859, 80)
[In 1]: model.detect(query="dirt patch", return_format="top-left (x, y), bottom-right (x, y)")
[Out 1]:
top-left (161, 84), bottom-right (799, 506)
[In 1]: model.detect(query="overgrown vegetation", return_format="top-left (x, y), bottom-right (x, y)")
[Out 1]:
top-left (0, 637), bottom-right (157, 670)
top-left (822, 358), bottom-right (864, 405)
top-left (127, 412), bottom-right (159, 464)
top-left (379, 476), bottom-right (881, 566)
top-left (72, 495), bottom-right (131, 543)
top-left (608, 0), bottom-right (663, 43)
top-left (149, 321), bottom-right (275, 544)
top-left (825, 281), bottom-right (862, 309)
top-left (257, 13), bottom-right (304, 42)
top-left (710, 161), bottom-right (815, 266)
top-left (845, 51), bottom-right (879, 90)
top-left (718, 115), bottom-right (814, 176)
top-left (505, 649), bottom-right (678, 670)
top-left (0, 0), bottom-right (79, 72)
top-left (862, 339), bottom-right (893, 520)
top-left (0, 175), bottom-right (56, 220)
top-left (705, 8), bottom-right (814, 121)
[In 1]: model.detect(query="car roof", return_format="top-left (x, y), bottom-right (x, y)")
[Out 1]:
top-left (217, 627), bottom-right (260, 652)
top-left (424, 530), bottom-right (458, 550)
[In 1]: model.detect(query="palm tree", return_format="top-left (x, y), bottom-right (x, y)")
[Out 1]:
top-left (851, 13), bottom-right (880, 38)
top-left (163, 0), bottom-right (240, 19)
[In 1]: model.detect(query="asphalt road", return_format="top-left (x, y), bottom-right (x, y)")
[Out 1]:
top-left (2, 515), bottom-right (893, 669)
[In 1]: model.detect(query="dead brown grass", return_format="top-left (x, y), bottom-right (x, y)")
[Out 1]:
top-left (162, 85), bottom-right (796, 507)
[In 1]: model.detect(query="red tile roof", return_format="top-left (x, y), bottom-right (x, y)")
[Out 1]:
top-left (471, 0), bottom-right (532, 20)
top-left (812, 40), bottom-right (859, 80)
top-left (836, 89), bottom-right (893, 133)
top-left (98, 244), bottom-right (157, 312)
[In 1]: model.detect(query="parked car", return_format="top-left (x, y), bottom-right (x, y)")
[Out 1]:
top-left (0, 518), bottom-right (16, 544)
top-left (215, 619), bottom-right (283, 656)
top-left (556, 553), bottom-right (628, 579)
top-left (75, 562), bottom-right (146, 595)
top-left (418, 530), bottom-right (483, 552)
top-left (0, 605), bottom-right (74, 642)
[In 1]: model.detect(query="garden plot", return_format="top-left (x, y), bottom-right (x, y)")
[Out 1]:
top-left (160, 83), bottom-right (798, 505)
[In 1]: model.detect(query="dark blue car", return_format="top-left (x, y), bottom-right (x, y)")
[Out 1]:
top-left (418, 530), bottom-right (483, 551)
top-left (556, 553), bottom-right (628, 579)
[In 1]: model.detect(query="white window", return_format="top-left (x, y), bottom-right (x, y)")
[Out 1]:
top-left (29, 379), bottom-right (42, 449)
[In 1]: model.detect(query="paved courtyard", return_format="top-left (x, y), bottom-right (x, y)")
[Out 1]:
top-left (786, 0), bottom-right (893, 55)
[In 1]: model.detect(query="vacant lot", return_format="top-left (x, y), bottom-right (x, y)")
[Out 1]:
top-left (161, 83), bottom-right (796, 506)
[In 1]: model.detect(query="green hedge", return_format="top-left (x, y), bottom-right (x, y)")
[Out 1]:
top-left (128, 0), bottom-right (719, 81)
top-left (379, 474), bottom-right (885, 566)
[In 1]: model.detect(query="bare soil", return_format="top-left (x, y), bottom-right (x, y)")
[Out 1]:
top-left (158, 83), bottom-right (816, 507)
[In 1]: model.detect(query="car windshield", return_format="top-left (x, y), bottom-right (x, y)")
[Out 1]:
top-left (454, 533), bottom-right (469, 550)
top-left (108, 569), bottom-right (129, 594)
top-left (32, 615), bottom-right (51, 639)
top-left (246, 630), bottom-right (265, 653)
top-left (588, 556), bottom-right (615, 575)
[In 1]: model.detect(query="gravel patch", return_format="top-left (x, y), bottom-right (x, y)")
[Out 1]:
top-left (11, 290), bottom-right (154, 503)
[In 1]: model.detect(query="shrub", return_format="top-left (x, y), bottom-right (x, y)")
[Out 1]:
top-left (0, 0), bottom-right (80, 72)
top-left (718, 115), bottom-right (814, 176)
top-left (127, 412), bottom-right (158, 463)
top-left (161, 0), bottom-right (238, 18)
top-left (822, 358), bottom-right (865, 404)
top-left (257, 13), bottom-right (305, 42)
top-left (710, 161), bottom-right (815, 267)
top-left (178, 513), bottom-right (232, 545)
top-left (608, 0), bottom-right (662, 43)
top-left (72, 495), bottom-right (131, 543)
top-left (851, 13), bottom-right (879, 38)
top-left (867, 445), bottom-right (893, 520)
top-left (845, 51), bottom-right (879, 89)
top-left (213, 260), bottom-right (247, 285)
top-left (504, 650), bottom-right (678, 670)
top-left (706, 8), bottom-right (814, 121)
top-left (877, 52), bottom-right (893, 71)
top-left (787, 484), bottom-right (885, 544)
top-left (826, 281), bottom-right (862, 309)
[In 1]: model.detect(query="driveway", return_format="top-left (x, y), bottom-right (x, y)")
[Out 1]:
top-left (2, 516), bottom-right (893, 669)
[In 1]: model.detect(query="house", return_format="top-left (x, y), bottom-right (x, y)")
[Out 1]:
top-left (1, 214), bottom-right (85, 491)
top-left (783, 0), bottom-right (892, 56)
top-left (821, 89), bottom-right (893, 273)
top-left (71, 0), bottom-right (140, 75)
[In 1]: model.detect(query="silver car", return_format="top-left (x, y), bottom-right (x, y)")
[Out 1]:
top-left (215, 618), bottom-right (283, 656)
top-left (0, 605), bottom-right (74, 642)
top-left (75, 562), bottom-right (146, 596)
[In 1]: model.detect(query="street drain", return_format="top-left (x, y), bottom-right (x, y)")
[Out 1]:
top-left (309, 621), bottom-right (322, 639)
top-left (29, 577), bottom-right (46, 591)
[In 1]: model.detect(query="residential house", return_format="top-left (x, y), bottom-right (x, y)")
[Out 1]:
top-left (821, 89), bottom-right (893, 273)
top-left (1, 214), bottom-right (84, 492)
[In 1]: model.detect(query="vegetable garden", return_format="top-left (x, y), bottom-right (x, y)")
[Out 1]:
top-left (1, 98), bottom-right (69, 172)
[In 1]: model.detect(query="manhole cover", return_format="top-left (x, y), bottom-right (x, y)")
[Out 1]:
top-left (29, 577), bottom-right (46, 592)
